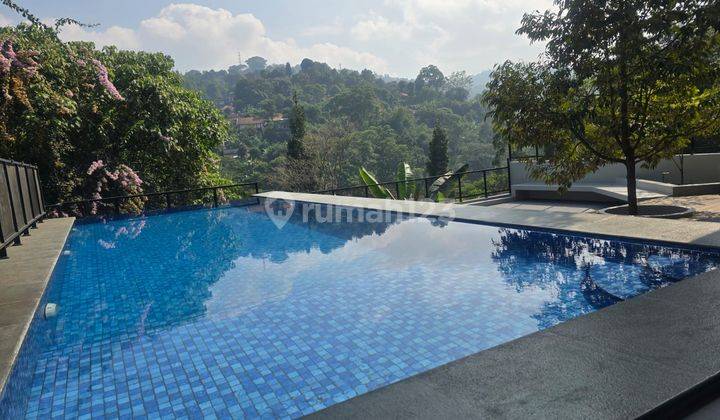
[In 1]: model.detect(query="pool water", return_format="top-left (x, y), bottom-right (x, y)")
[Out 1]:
top-left (2, 203), bottom-right (719, 418)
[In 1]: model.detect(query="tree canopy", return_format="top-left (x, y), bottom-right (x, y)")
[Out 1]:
top-left (0, 22), bottom-right (229, 206)
top-left (186, 59), bottom-right (498, 191)
top-left (427, 125), bottom-right (449, 176)
top-left (287, 92), bottom-right (306, 159)
top-left (484, 0), bottom-right (720, 213)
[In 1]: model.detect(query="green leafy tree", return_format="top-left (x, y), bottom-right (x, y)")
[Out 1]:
top-left (415, 65), bottom-right (446, 91)
top-left (484, 0), bottom-right (720, 214)
top-left (0, 13), bottom-right (229, 204)
top-left (325, 84), bottom-right (383, 125)
top-left (427, 125), bottom-right (449, 176)
top-left (287, 92), bottom-right (306, 159)
top-left (245, 56), bottom-right (267, 73)
top-left (233, 77), bottom-right (268, 112)
top-left (445, 71), bottom-right (472, 101)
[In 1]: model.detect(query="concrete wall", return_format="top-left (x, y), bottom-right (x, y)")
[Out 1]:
top-left (510, 153), bottom-right (720, 187)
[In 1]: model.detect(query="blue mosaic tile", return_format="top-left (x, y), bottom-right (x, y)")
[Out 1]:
top-left (2, 204), bottom-right (720, 418)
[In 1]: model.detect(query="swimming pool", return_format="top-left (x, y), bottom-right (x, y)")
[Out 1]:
top-left (2, 202), bottom-right (719, 418)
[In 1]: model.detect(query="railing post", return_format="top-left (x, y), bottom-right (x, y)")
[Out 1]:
top-left (424, 178), bottom-right (429, 199)
top-left (395, 181), bottom-right (400, 198)
top-left (254, 182), bottom-right (259, 195)
top-left (364, 186), bottom-right (369, 197)
top-left (114, 197), bottom-right (121, 215)
top-left (0, 195), bottom-right (5, 257)
top-left (535, 145), bottom-right (540, 161)
top-left (2, 162), bottom-right (21, 245)
top-left (165, 193), bottom-right (171, 209)
top-left (24, 166), bottom-right (37, 228)
top-left (213, 188), bottom-right (218, 207)
top-left (34, 168), bottom-right (45, 220)
top-left (680, 154), bottom-right (685, 185)
top-left (507, 160), bottom-right (512, 194)
top-left (457, 176), bottom-right (463, 202)
top-left (14, 165), bottom-right (29, 236)
top-left (483, 171), bottom-right (488, 198)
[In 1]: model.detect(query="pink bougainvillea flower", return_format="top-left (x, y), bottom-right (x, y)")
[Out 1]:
top-left (0, 40), bottom-right (40, 76)
top-left (91, 59), bottom-right (124, 101)
top-left (0, 52), bottom-right (10, 73)
top-left (86, 160), bottom-right (105, 175)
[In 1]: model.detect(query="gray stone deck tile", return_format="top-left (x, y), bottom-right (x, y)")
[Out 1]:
top-left (256, 191), bottom-right (720, 247)
top-left (0, 217), bottom-right (74, 395)
top-left (309, 328), bottom-right (701, 420)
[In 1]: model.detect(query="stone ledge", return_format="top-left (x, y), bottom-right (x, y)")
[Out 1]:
top-left (0, 217), bottom-right (74, 395)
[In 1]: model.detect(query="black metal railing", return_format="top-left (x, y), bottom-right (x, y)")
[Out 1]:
top-left (48, 182), bottom-right (260, 218)
top-left (0, 159), bottom-right (46, 259)
top-left (315, 167), bottom-right (510, 203)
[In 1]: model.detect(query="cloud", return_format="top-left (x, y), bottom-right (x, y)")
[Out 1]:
top-left (60, 24), bottom-right (141, 50)
top-left (51, 0), bottom-right (554, 77)
top-left (348, 0), bottom-right (553, 76)
top-left (58, 3), bottom-right (387, 73)
top-left (300, 19), bottom-right (345, 37)
top-left (0, 12), bottom-right (12, 27)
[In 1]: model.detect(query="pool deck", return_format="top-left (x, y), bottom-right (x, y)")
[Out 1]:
top-left (0, 218), bottom-right (74, 396)
top-left (256, 191), bottom-right (720, 248)
top-left (257, 191), bottom-right (720, 418)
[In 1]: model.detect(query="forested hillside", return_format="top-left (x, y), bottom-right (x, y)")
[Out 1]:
top-left (184, 58), bottom-right (499, 190)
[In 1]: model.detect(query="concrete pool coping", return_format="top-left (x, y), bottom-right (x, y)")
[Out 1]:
top-left (255, 191), bottom-right (720, 249)
top-left (256, 191), bottom-right (720, 418)
top-left (0, 218), bottom-right (74, 397)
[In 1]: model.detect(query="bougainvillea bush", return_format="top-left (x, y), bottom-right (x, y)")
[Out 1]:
top-left (82, 160), bottom-right (146, 216)
top-left (0, 20), bottom-right (230, 209)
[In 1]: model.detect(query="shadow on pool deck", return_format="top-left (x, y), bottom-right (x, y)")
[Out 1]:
top-left (0, 218), bottom-right (74, 394)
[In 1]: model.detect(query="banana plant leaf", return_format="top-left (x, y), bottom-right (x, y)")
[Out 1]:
top-left (396, 162), bottom-right (415, 200)
top-left (359, 167), bottom-right (395, 199)
top-left (428, 163), bottom-right (469, 200)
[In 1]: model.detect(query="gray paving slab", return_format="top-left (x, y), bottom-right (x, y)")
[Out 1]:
top-left (256, 191), bottom-right (720, 248)
top-left (0, 217), bottom-right (74, 395)
top-left (309, 329), bottom-right (702, 419)
top-left (486, 200), bottom-right (605, 214)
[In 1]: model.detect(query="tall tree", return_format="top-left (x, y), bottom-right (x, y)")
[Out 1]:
top-left (427, 125), bottom-right (449, 176)
top-left (287, 92), bottom-right (306, 159)
top-left (415, 65), bottom-right (446, 91)
top-left (245, 56), bottom-right (267, 73)
top-left (484, 0), bottom-right (720, 214)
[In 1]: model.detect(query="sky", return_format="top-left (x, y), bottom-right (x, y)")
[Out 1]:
top-left (7, 0), bottom-right (554, 77)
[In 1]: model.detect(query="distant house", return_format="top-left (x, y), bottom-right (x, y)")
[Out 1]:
top-left (236, 116), bottom-right (267, 129)
top-left (233, 114), bottom-right (286, 130)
